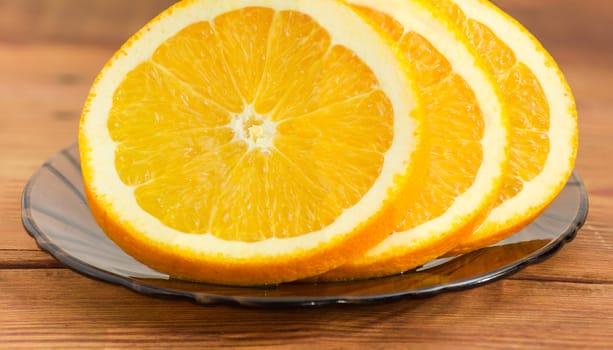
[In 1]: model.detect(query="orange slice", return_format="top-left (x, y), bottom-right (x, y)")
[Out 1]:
top-left (78, 0), bottom-right (426, 286)
top-left (316, 0), bottom-right (509, 280)
top-left (430, 0), bottom-right (579, 254)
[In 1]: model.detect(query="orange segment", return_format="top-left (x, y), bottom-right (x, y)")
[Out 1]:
top-left (499, 63), bottom-right (550, 201)
top-left (214, 7), bottom-right (274, 104)
top-left (152, 21), bottom-right (243, 113)
top-left (272, 44), bottom-right (383, 121)
top-left (398, 31), bottom-right (452, 86)
top-left (254, 11), bottom-right (331, 114)
top-left (465, 19), bottom-right (517, 75)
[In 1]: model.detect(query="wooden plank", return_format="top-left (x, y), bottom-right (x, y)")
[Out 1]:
top-left (493, 0), bottom-right (613, 54)
top-left (0, 44), bottom-right (107, 250)
top-left (0, 250), bottom-right (62, 269)
top-left (0, 269), bottom-right (612, 349)
top-left (0, 0), bottom-right (176, 46)
top-left (0, 0), bottom-right (610, 51)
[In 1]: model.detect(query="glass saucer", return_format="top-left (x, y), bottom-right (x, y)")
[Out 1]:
top-left (21, 144), bottom-right (588, 307)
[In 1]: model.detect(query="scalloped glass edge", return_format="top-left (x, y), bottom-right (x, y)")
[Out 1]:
top-left (21, 144), bottom-right (588, 307)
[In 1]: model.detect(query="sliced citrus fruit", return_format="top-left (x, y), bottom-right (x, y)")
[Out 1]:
top-left (316, 0), bottom-right (509, 281)
top-left (78, 0), bottom-right (425, 285)
top-left (430, 0), bottom-right (578, 254)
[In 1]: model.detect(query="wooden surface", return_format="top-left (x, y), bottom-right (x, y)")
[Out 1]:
top-left (1, 0), bottom-right (612, 348)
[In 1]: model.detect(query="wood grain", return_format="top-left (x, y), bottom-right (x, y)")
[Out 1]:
top-left (0, 0), bottom-right (176, 46)
top-left (1, 0), bottom-right (612, 349)
top-left (1, 269), bottom-right (612, 349)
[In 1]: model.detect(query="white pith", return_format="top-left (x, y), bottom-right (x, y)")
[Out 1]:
top-left (229, 104), bottom-right (277, 152)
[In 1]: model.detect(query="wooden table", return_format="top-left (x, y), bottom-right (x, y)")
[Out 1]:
top-left (1, 0), bottom-right (612, 348)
